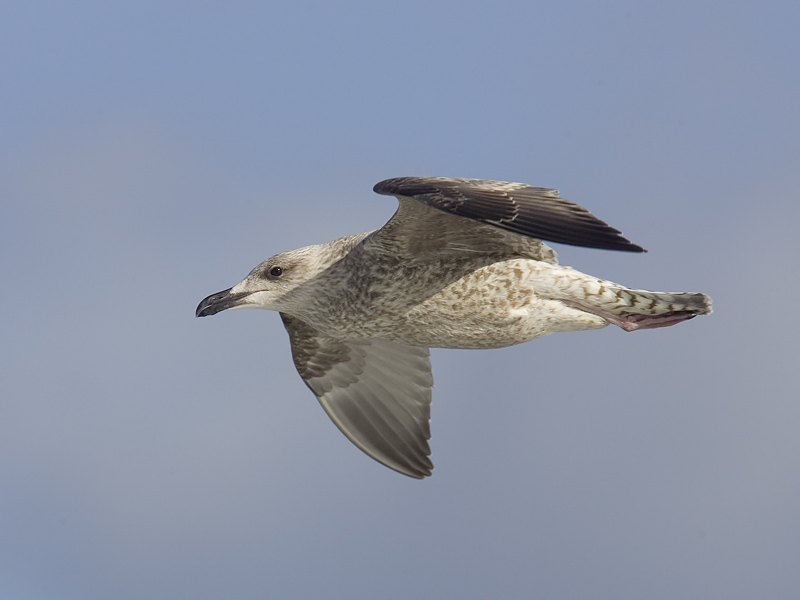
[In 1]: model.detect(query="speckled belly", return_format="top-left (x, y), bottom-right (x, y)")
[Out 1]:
top-left (388, 260), bottom-right (608, 349)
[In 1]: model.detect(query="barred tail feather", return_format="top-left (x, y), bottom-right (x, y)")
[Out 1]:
top-left (563, 288), bottom-right (712, 332)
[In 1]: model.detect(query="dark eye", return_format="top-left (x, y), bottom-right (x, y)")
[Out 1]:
top-left (269, 266), bottom-right (283, 277)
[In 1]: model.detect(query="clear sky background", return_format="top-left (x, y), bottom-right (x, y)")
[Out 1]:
top-left (2, 2), bottom-right (799, 599)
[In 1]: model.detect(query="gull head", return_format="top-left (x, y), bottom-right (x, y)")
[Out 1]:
top-left (196, 246), bottom-right (320, 318)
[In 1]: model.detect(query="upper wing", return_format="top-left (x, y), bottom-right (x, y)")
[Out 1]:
top-left (281, 314), bottom-right (434, 479)
top-left (373, 176), bottom-right (645, 253)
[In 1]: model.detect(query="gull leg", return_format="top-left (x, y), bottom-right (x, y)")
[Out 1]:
top-left (561, 301), bottom-right (699, 331)
top-left (530, 263), bottom-right (712, 333)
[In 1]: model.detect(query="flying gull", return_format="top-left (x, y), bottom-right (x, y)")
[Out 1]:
top-left (196, 176), bottom-right (712, 479)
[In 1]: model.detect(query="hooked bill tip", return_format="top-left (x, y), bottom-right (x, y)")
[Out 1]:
top-left (195, 287), bottom-right (234, 318)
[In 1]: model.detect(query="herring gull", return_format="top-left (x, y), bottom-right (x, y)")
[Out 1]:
top-left (196, 176), bottom-right (712, 479)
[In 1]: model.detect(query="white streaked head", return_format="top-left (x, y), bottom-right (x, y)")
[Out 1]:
top-left (196, 245), bottom-right (329, 317)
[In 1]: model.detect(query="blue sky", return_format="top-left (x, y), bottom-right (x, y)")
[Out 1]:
top-left (1, 1), bottom-right (799, 598)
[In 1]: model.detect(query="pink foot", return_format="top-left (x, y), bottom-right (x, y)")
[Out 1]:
top-left (561, 301), bottom-right (699, 332)
top-left (605, 311), bottom-right (697, 332)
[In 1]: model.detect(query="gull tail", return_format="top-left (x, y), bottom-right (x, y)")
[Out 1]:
top-left (563, 286), bottom-right (712, 331)
top-left (534, 263), bottom-right (713, 332)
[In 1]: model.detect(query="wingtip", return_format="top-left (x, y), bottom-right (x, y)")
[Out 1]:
top-left (624, 241), bottom-right (648, 253)
top-left (399, 464), bottom-right (433, 480)
top-left (399, 468), bottom-right (432, 480)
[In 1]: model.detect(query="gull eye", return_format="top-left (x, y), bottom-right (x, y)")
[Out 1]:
top-left (269, 266), bottom-right (283, 277)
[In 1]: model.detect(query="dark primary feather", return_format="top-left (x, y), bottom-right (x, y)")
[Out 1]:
top-left (373, 176), bottom-right (646, 253)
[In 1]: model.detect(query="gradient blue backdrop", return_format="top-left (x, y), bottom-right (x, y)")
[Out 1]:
top-left (2, 2), bottom-right (799, 599)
